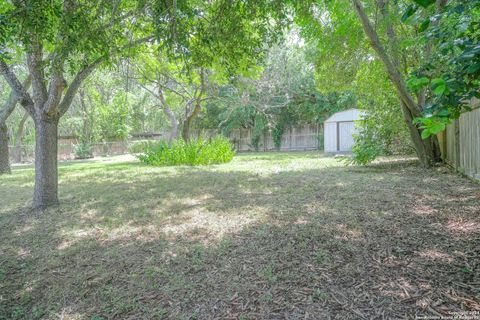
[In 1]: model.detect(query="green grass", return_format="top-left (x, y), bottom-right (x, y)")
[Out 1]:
top-left (1, 152), bottom-right (479, 319)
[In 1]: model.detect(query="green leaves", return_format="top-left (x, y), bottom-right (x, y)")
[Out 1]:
top-left (406, 76), bottom-right (430, 92)
top-left (411, 0), bottom-right (436, 8)
top-left (466, 63), bottom-right (480, 74)
top-left (432, 78), bottom-right (448, 96)
top-left (404, 0), bottom-right (480, 125)
top-left (418, 19), bottom-right (430, 32)
top-left (415, 115), bottom-right (450, 139)
top-left (402, 5), bottom-right (418, 22)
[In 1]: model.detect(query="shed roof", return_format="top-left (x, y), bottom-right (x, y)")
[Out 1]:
top-left (324, 108), bottom-right (363, 123)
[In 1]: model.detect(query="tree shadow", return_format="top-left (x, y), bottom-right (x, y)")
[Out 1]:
top-left (1, 157), bottom-right (479, 319)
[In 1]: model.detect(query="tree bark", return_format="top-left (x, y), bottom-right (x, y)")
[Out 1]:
top-left (164, 107), bottom-right (178, 144)
top-left (400, 102), bottom-right (429, 165)
top-left (182, 101), bottom-right (201, 142)
top-left (181, 69), bottom-right (206, 142)
top-left (33, 116), bottom-right (59, 209)
top-left (13, 112), bottom-right (29, 163)
top-left (156, 87), bottom-right (178, 144)
top-left (0, 122), bottom-right (10, 174)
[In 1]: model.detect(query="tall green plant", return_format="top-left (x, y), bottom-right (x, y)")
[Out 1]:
top-left (138, 136), bottom-right (234, 166)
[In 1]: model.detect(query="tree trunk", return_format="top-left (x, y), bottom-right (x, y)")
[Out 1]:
top-left (182, 117), bottom-right (191, 142)
top-left (182, 102), bottom-right (201, 142)
top-left (13, 112), bottom-right (29, 163)
top-left (351, 0), bottom-right (442, 167)
top-left (399, 102), bottom-right (430, 165)
top-left (0, 122), bottom-right (10, 174)
top-left (33, 116), bottom-right (59, 209)
top-left (163, 107), bottom-right (178, 144)
top-left (156, 89), bottom-right (178, 145)
top-left (181, 69), bottom-right (206, 143)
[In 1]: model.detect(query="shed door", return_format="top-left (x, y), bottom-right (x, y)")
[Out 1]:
top-left (338, 121), bottom-right (355, 151)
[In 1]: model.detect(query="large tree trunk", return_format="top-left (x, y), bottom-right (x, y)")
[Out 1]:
top-left (13, 112), bottom-right (29, 163)
top-left (33, 116), bottom-right (59, 209)
top-left (0, 121), bottom-right (10, 174)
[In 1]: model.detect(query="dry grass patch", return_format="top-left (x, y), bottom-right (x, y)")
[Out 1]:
top-left (0, 152), bottom-right (479, 319)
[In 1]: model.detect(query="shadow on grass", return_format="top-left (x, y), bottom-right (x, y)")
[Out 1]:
top-left (1, 156), bottom-right (479, 319)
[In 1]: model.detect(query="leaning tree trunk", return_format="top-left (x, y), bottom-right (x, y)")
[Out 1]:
top-left (13, 112), bottom-right (29, 163)
top-left (351, 0), bottom-right (442, 167)
top-left (0, 122), bottom-right (10, 174)
top-left (400, 102), bottom-right (431, 166)
top-left (33, 115), bottom-right (60, 209)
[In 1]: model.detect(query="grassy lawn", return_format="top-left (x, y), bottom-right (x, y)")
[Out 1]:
top-left (1, 152), bottom-right (479, 319)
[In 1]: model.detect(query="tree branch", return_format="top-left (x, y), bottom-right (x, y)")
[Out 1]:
top-left (0, 61), bottom-right (34, 116)
top-left (58, 58), bottom-right (103, 117)
top-left (44, 67), bottom-right (67, 116)
top-left (351, 0), bottom-right (421, 116)
top-left (26, 42), bottom-right (48, 105)
top-left (0, 76), bottom-right (32, 122)
top-left (58, 36), bottom-right (154, 117)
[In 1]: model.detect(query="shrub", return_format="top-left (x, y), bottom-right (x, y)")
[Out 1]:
top-left (73, 141), bottom-right (93, 159)
top-left (137, 136), bottom-right (234, 166)
top-left (348, 118), bottom-right (414, 165)
top-left (347, 130), bottom-right (384, 165)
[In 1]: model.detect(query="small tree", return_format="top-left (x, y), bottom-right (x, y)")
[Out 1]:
top-left (0, 0), bottom-right (150, 208)
top-left (0, 0), bottom-right (286, 208)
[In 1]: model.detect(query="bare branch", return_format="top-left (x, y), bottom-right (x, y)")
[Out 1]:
top-left (138, 82), bottom-right (161, 100)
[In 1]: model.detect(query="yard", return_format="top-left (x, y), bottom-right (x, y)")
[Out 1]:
top-left (1, 152), bottom-right (479, 319)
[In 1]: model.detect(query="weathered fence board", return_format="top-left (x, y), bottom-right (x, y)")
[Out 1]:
top-left (443, 107), bottom-right (480, 180)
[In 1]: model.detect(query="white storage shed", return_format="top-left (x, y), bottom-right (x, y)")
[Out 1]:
top-left (324, 109), bottom-right (363, 153)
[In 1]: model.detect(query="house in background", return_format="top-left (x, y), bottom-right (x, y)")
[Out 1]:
top-left (324, 109), bottom-right (363, 153)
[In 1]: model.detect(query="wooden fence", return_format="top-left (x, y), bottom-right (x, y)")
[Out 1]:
top-left (9, 140), bottom-right (144, 163)
top-left (440, 107), bottom-right (480, 181)
top-left (192, 125), bottom-right (322, 152)
top-left (9, 125), bottom-right (323, 163)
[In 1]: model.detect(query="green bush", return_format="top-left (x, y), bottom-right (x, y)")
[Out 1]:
top-left (73, 141), bottom-right (93, 159)
top-left (347, 131), bottom-right (384, 165)
top-left (137, 136), bottom-right (234, 166)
